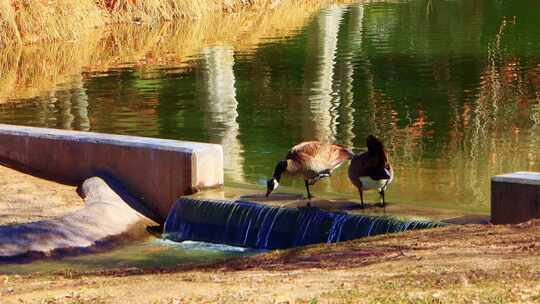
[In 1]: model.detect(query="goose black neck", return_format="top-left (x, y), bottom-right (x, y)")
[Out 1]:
top-left (272, 160), bottom-right (287, 181)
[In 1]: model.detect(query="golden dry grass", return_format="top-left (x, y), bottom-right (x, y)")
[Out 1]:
top-left (0, 0), bottom-right (347, 103)
top-left (0, 0), bottom-right (291, 47)
top-left (1, 0), bottom-right (105, 46)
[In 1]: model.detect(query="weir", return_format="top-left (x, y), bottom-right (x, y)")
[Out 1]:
top-left (164, 199), bottom-right (446, 250)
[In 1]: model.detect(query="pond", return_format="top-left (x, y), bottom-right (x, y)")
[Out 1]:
top-left (1, 0), bottom-right (539, 215)
top-left (0, 238), bottom-right (258, 274)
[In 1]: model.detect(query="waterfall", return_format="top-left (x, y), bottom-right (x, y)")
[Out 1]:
top-left (163, 199), bottom-right (445, 250)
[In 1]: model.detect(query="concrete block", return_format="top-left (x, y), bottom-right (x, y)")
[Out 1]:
top-left (0, 124), bottom-right (223, 221)
top-left (491, 172), bottom-right (540, 224)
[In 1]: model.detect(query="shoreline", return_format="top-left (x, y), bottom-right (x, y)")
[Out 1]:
top-left (0, 162), bottom-right (537, 302)
top-left (2, 220), bottom-right (539, 303)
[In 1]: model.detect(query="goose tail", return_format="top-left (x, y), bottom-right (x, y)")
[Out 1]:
top-left (333, 144), bottom-right (355, 161)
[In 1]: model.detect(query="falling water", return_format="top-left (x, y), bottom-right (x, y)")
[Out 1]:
top-left (163, 199), bottom-right (445, 250)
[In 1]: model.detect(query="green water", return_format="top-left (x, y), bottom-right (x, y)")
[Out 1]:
top-left (0, 238), bottom-right (257, 274)
top-left (1, 1), bottom-right (540, 214)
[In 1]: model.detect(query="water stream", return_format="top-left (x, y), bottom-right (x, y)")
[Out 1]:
top-left (164, 199), bottom-right (444, 249)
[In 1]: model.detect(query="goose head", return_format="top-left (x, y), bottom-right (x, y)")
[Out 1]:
top-left (266, 178), bottom-right (279, 197)
top-left (265, 160), bottom-right (288, 197)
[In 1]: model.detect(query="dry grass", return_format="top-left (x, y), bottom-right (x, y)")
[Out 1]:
top-left (0, 0), bottom-right (344, 103)
top-left (1, 0), bottom-right (105, 46)
top-left (0, 0), bottom-right (289, 47)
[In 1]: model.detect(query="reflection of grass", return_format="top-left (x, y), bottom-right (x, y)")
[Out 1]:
top-left (0, 0), bottom-right (348, 103)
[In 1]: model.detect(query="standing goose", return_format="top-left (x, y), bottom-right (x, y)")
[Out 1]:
top-left (266, 141), bottom-right (354, 205)
top-left (348, 135), bottom-right (393, 208)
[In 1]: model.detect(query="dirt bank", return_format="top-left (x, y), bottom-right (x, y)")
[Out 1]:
top-left (0, 164), bottom-right (81, 226)
top-left (1, 220), bottom-right (539, 303)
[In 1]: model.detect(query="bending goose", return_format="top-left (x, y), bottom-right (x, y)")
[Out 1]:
top-left (266, 141), bottom-right (354, 205)
top-left (348, 135), bottom-right (393, 208)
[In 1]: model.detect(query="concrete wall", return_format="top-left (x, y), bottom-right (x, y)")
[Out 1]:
top-left (0, 124), bottom-right (223, 222)
top-left (491, 172), bottom-right (540, 224)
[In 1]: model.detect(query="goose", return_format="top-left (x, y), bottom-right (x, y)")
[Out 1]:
top-left (348, 135), bottom-right (393, 208)
top-left (266, 141), bottom-right (354, 205)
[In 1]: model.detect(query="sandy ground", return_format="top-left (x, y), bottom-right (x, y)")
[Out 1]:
top-left (1, 220), bottom-right (540, 303)
top-left (0, 164), bottom-right (82, 226)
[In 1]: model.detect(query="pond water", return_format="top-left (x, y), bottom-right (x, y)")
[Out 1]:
top-left (0, 238), bottom-right (258, 274)
top-left (1, 0), bottom-right (540, 214)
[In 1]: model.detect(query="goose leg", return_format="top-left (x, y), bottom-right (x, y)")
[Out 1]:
top-left (360, 190), bottom-right (364, 209)
top-left (379, 189), bottom-right (385, 207)
top-left (304, 180), bottom-right (312, 206)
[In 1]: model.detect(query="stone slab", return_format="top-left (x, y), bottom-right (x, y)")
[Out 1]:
top-left (491, 172), bottom-right (540, 224)
top-left (0, 124), bottom-right (223, 221)
top-left (492, 172), bottom-right (540, 186)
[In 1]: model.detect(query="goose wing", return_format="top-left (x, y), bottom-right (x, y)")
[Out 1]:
top-left (349, 152), bottom-right (392, 180)
top-left (287, 142), bottom-right (353, 172)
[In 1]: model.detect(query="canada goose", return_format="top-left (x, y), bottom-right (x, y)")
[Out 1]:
top-left (266, 141), bottom-right (354, 205)
top-left (348, 135), bottom-right (393, 208)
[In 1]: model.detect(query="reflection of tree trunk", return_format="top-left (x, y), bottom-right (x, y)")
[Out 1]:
top-left (70, 74), bottom-right (91, 131)
top-left (307, 5), bottom-right (345, 142)
top-left (338, 5), bottom-right (364, 147)
top-left (34, 94), bottom-right (56, 129)
top-left (50, 75), bottom-right (90, 131)
top-left (201, 45), bottom-right (245, 183)
top-left (54, 90), bottom-right (74, 129)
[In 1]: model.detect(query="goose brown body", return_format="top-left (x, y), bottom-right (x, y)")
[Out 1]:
top-left (348, 135), bottom-right (393, 208)
top-left (285, 141), bottom-right (354, 180)
top-left (266, 141), bottom-right (353, 201)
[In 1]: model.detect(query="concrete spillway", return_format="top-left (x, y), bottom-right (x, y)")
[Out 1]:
top-left (164, 199), bottom-right (445, 250)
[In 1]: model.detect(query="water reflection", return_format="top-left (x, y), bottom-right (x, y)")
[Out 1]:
top-left (201, 45), bottom-right (245, 182)
top-left (0, 1), bottom-right (540, 213)
top-left (305, 5), bottom-right (345, 143)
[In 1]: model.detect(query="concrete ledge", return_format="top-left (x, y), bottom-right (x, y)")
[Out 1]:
top-left (491, 172), bottom-right (540, 224)
top-left (0, 177), bottom-right (154, 260)
top-left (0, 124), bottom-right (223, 220)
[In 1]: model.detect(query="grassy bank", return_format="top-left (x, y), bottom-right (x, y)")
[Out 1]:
top-left (0, 0), bottom-right (297, 48)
